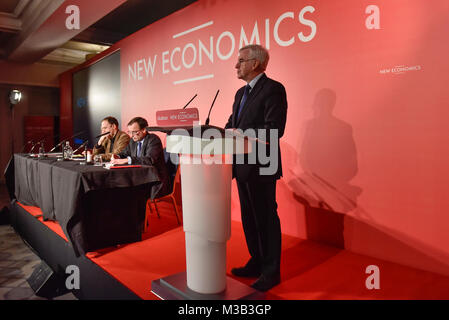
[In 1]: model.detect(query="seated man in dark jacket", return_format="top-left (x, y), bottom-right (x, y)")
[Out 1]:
top-left (111, 116), bottom-right (170, 198)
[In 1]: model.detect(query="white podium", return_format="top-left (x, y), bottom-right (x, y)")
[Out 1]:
top-left (150, 125), bottom-right (264, 300)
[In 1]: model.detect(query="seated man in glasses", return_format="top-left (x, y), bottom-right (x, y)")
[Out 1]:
top-left (111, 116), bottom-right (170, 198)
top-left (93, 116), bottom-right (130, 161)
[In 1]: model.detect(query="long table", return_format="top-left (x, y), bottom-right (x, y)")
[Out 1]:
top-left (6, 154), bottom-right (161, 256)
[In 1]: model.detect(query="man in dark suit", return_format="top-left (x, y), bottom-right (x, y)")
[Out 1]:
top-left (111, 117), bottom-right (170, 198)
top-left (225, 44), bottom-right (287, 292)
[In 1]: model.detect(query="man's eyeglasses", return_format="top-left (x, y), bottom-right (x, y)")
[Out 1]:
top-left (237, 58), bottom-right (255, 64)
top-left (127, 130), bottom-right (143, 136)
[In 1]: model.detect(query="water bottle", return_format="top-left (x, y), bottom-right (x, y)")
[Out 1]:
top-left (67, 141), bottom-right (73, 159)
top-left (63, 141), bottom-right (73, 160)
top-left (38, 142), bottom-right (45, 158)
top-left (63, 141), bottom-right (68, 159)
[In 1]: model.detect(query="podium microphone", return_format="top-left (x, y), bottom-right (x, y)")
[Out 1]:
top-left (49, 131), bottom-right (85, 152)
top-left (95, 132), bottom-right (110, 138)
top-left (182, 94), bottom-right (197, 109)
top-left (205, 90), bottom-right (220, 126)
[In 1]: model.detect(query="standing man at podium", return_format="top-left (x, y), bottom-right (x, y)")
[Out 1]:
top-left (225, 44), bottom-right (287, 292)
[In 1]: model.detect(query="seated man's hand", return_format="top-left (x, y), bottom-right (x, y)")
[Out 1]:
top-left (110, 157), bottom-right (128, 165)
top-left (98, 134), bottom-right (107, 146)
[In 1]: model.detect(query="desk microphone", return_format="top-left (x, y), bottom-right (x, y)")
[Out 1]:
top-left (205, 90), bottom-right (220, 126)
top-left (182, 94), bottom-right (197, 109)
top-left (28, 140), bottom-right (37, 154)
top-left (24, 132), bottom-right (60, 153)
top-left (21, 140), bottom-right (34, 153)
top-left (49, 131), bottom-right (85, 152)
top-left (29, 139), bottom-right (45, 154)
top-left (95, 132), bottom-right (110, 138)
top-left (73, 140), bottom-right (89, 154)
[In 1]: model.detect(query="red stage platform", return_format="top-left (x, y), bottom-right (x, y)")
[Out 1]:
top-left (15, 202), bottom-right (449, 300)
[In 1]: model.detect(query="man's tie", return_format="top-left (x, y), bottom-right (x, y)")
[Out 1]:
top-left (137, 141), bottom-right (142, 157)
top-left (237, 84), bottom-right (251, 119)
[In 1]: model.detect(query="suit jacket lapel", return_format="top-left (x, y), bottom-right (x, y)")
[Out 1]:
top-left (232, 88), bottom-right (245, 127)
top-left (139, 135), bottom-right (149, 156)
top-left (132, 140), bottom-right (137, 157)
top-left (236, 74), bottom-right (267, 127)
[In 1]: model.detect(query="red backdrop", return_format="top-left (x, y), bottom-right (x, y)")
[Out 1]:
top-left (61, 0), bottom-right (449, 276)
top-left (23, 116), bottom-right (55, 152)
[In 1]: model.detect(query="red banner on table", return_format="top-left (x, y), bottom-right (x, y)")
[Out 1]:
top-left (156, 108), bottom-right (199, 126)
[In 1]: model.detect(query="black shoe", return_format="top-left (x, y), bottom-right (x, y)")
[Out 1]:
top-left (251, 274), bottom-right (280, 292)
top-left (231, 266), bottom-right (261, 278)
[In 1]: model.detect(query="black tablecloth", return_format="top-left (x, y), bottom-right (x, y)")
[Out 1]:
top-left (6, 154), bottom-right (161, 256)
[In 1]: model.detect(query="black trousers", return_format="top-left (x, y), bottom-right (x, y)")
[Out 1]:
top-left (236, 178), bottom-right (281, 276)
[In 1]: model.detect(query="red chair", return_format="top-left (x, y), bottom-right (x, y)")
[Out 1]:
top-left (144, 166), bottom-right (181, 232)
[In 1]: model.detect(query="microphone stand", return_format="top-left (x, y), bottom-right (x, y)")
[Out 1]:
top-left (205, 90), bottom-right (220, 126)
top-left (73, 141), bottom-right (89, 154)
top-left (10, 102), bottom-right (15, 160)
top-left (29, 139), bottom-right (45, 155)
top-left (21, 140), bottom-right (33, 153)
top-left (49, 140), bottom-right (66, 153)
top-left (49, 131), bottom-right (85, 153)
top-left (29, 141), bottom-right (38, 154)
top-left (182, 94), bottom-right (197, 109)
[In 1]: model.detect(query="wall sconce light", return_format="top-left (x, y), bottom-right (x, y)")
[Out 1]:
top-left (9, 89), bottom-right (22, 106)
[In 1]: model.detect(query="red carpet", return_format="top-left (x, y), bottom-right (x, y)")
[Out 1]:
top-left (18, 203), bottom-right (68, 242)
top-left (17, 202), bottom-right (449, 300)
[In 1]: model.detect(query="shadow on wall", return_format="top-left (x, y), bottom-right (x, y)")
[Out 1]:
top-left (286, 88), bottom-right (361, 248)
top-left (283, 88), bottom-right (449, 276)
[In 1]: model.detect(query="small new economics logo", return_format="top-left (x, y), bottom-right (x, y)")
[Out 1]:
top-left (379, 64), bottom-right (422, 75)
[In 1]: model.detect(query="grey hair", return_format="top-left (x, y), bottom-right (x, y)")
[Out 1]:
top-left (240, 44), bottom-right (269, 71)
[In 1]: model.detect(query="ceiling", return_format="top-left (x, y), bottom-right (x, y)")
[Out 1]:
top-left (76, 0), bottom-right (197, 45)
top-left (0, 0), bottom-right (196, 66)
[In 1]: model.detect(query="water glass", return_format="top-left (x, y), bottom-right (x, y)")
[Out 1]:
top-left (93, 155), bottom-right (102, 166)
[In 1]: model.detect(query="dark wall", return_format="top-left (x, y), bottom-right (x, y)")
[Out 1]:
top-left (72, 51), bottom-right (121, 148)
top-left (0, 84), bottom-right (59, 183)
